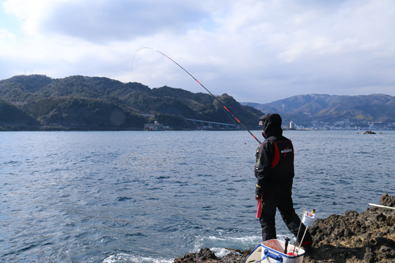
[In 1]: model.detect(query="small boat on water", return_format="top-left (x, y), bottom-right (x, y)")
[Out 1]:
top-left (363, 130), bottom-right (376, 134)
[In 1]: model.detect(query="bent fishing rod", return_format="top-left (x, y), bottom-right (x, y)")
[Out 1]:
top-left (142, 48), bottom-right (261, 144)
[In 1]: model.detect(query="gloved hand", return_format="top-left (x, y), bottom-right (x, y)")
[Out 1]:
top-left (255, 184), bottom-right (263, 200)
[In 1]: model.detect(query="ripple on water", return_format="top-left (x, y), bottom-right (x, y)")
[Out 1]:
top-left (125, 232), bottom-right (147, 238)
top-left (116, 196), bottom-right (134, 202)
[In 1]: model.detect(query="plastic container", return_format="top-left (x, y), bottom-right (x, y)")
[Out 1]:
top-left (301, 211), bottom-right (316, 227)
top-left (245, 239), bottom-right (305, 263)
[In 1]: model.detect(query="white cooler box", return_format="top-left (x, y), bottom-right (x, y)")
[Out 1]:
top-left (245, 239), bottom-right (305, 263)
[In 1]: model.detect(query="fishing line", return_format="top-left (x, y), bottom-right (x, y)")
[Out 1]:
top-left (134, 47), bottom-right (261, 144)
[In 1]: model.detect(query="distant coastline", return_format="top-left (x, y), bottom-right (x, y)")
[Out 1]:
top-left (1, 75), bottom-right (395, 131)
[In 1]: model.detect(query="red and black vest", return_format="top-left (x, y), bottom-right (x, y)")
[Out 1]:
top-left (256, 135), bottom-right (295, 187)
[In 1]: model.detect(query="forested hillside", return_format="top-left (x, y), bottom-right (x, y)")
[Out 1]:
top-left (0, 75), bottom-right (262, 130)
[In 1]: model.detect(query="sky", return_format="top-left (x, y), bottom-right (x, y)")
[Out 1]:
top-left (0, 0), bottom-right (394, 103)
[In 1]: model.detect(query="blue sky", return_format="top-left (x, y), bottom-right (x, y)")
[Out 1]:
top-left (0, 0), bottom-right (394, 103)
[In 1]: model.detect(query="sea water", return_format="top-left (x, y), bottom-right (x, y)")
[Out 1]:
top-left (1, 130), bottom-right (394, 262)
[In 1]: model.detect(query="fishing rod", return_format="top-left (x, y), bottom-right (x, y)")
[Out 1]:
top-left (368, 203), bottom-right (395, 210)
top-left (141, 48), bottom-right (261, 144)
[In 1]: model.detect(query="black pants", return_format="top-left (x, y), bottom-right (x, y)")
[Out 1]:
top-left (259, 189), bottom-right (312, 246)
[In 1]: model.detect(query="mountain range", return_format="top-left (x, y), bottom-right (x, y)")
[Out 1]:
top-left (244, 94), bottom-right (395, 129)
top-left (1, 75), bottom-right (394, 130)
top-left (0, 75), bottom-right (261, 130)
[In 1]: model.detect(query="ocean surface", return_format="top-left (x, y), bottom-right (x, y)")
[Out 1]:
top-left (1, 130), bottom-right (394, 262)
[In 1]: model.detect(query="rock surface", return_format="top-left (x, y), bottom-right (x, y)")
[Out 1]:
top-left (174, 194), bottom-right (395, 263)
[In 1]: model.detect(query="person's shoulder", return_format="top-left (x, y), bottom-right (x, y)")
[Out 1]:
top-left (279, 135), bottom-right (293, 144)
top-left (259, 138), bottom-right (274, 150)
top-left (266, 136), bottom-right (278, 142)
top-left (267, 135), bottom-right (291, 143)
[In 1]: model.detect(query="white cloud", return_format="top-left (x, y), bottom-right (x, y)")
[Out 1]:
top-left (1, 0), bottom-right (395, 102)
top-left (3, 0), bottom-right (54, 35)
top-left (4, 0), bottom-right (211, 41)
top-left (0, 28), bottom-right (15, 40)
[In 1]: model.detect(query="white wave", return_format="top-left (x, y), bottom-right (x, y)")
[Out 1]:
top-left (205, 235), bottom-right (261, 243)
top-left (193, 234), bottom-right (295, 254)
top-left (102, 253), bottom-right (172, 263)
top-left (210, 247), bottom-right (234, 257)
top-left (193, 235), bottom-right (261, 252)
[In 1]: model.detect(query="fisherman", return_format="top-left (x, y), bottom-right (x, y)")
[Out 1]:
top-left (255, 113), bottom-right (313, 252)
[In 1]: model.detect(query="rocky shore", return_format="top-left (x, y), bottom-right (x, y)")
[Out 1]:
top-left (174, 194), bottom-right (395, 263)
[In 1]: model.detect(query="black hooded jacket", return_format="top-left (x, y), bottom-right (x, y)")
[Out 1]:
top-left (255, 114), bottom-right (295, 193)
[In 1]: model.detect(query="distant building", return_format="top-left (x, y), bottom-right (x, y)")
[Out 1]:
top-left (144, 121), bottom-right (170, 131)
top-left (289, 121), bottom-right (296, 130)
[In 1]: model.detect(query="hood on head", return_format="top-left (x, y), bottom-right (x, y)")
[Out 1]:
top-left (259, 113), bottom-right (283, 138)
